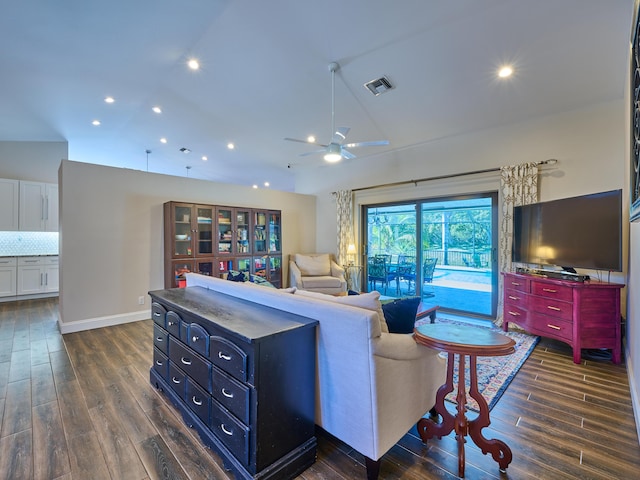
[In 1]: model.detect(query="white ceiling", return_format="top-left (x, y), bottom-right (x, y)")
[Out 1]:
top-left (0, 0), bottom-right (634, 191)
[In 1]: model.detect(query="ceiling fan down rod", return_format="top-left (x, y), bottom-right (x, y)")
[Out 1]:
top-left (328, 62), bottom-right (339, 140)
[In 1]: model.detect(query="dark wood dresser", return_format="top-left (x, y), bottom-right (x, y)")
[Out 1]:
top-left (149, 286), bottom-right (318, 479)
top-left (502, 272), bottom-right (624, 364)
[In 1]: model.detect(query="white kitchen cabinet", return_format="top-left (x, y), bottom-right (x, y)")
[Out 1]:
top-left (19, 181), bottom-right (59, 232)
top-left (0, 257), bottom-right (17, 297)
top-left (0, 178), bottom-right (19, 231)
top-left (17, 256), bottom-right (59, 295)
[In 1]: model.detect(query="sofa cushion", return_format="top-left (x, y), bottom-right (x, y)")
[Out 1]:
top-left (301, 275), bottom-right (343, 289)
top-left (382, 297), bottom-right (421, 334)
top-left (295, 253), bottom-right (331, 276)
top-left (294, 289), bottom-right (389, 333)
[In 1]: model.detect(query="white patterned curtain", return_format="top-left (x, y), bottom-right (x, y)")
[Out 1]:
top-left (496, 163), bottom-right (539, 326)
top-left (335, 190), bottom-right (353, 265)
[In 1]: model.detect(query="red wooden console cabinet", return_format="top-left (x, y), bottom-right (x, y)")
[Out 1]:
top-left (502, 272), bottom-right (624, 364)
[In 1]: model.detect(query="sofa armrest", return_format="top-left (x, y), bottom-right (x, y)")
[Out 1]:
top-left (372, 332), bottom-right (441, 361)
top-left (289, 260), bottom-right (302, 288)
top-left (330, 260), bottom-right (345, 279)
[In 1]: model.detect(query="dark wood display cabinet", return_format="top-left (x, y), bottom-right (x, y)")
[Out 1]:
top-left (149, 287), bottom-right (318, 480)
top-left (502, 272), bottom-right (624, 364)
top-left (164, 202), bottom-right (282, 288)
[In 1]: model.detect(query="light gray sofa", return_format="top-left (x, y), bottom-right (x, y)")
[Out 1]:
top-left (289, 252), bottom-right (347, 294)
top-left (185, 273), bottom-right (446, 479)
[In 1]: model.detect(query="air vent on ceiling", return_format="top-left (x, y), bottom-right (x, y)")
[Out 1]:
top-left (364, 76), bottom-right (394, 96)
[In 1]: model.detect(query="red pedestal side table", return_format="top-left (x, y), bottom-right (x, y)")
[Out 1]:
top-left (414, 323), bottom-right (516, 478)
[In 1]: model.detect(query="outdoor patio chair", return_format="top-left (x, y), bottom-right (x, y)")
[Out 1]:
top-left (422, 257), bottom-right (438, 295)
top-left (368, 256), bottom-right (396, 294)
top-left (396, 255), bottom-right (417, 295)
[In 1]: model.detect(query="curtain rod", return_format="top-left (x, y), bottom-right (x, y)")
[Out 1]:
top-left (333, 159), bottom-right (557, 194)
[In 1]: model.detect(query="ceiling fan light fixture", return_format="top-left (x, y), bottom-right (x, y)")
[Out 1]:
top-left (324, 144), bottom-right (342, 162)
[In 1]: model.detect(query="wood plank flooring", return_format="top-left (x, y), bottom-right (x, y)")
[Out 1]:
top-left (0, 297), bottom-right (639, 479)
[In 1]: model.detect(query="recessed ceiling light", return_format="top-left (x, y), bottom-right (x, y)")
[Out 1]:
top-left (307, 135), bottom-right (316, 143)
top-left (92, 120), bottom-right (101, 126)
top-left (104, 96), bottom-right (115, 104)
top-left (498, 66), bottom-right (513, 78)
top-left (227, 143), bottom-right (235, 150)
top-left (252, 184), bottom-right (258, 189)
top-left (264, 182), bottom-right (270, 187)
top-left (201, 156), bottom-right (208, 161)
top-left (160, 138), bottom-right (167, 144)
top-left (152, 106), bottom-right (162, 114)
top-left (187, 59), bottom-right (200, 70)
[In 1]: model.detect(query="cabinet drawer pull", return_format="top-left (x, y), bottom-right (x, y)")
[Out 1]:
top-left (192, 396), bottom-right (203, 406)
top-left (547, 324), bottom-right (561, 330)
top-left (172, 377), bottom-right (181, 384)
top-left (221, 424), bottom-right (233, 436)
top-left (168, 321), bottom-right (176, 326)
top-left (181, 357), bottom-right (191, 366)
top-left (155, 360), bottom-right (164, 366)
top-left (542, 288), bottom-right (557, 293)
top-left (218, 352), bottom-right (232, 361)
top-left (547, 306), bottom-right (561, 311)
top-left (508, 295), bottom-right (518, 300)
top-left (511, 282), bottom-right (520, 286)
top-left (192, 336), bottom-right (199, 342)
top-left (155, 337), bottom-right (163, 342)
top-left (222, 388), bottom-right (234, 398)
top-left (508, 311), bottom-right (520, 316)
top-left (153, 312), bottom-right (161, 317)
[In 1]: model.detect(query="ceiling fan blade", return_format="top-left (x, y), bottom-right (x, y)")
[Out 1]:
top-left (299, 148), bottom-right (326, 157)
top-left (284, 137), bottom-right (327, 147)
top-left (332, 126), bottom-right (351, 144)
top-left (341, 148), bottom-right (356, 160)
top-left (344, 140), bottom-right (390, 148)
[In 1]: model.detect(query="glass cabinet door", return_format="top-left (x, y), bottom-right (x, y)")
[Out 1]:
top-left (269, 211), bottom-right (281, 253)
top-left (217, 208), bottom-right (233, 254)
top-left (217, 258), bottom-right (233, 278)
top-left (253, 211), bottom-right (267, 254)
top-left (269, 255), bottom-right (282, 287)
top-left (253, 256), bottom-right (267, 279)
top-left (195, 258), bottom-right (214, 277)
top-left (171, 260), bottom-right (194, 288)
top-left (172, 204), bottom-right (194, 257)
top-left (236, 209), bottom-right (251, 254)
top-left (195, 206), bottom-right (214, 255)
top-left (237, 257), bottom-right (252, 277)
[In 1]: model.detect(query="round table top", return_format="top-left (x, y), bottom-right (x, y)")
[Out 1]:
top-left (414, 323), bottom-right (516, 357)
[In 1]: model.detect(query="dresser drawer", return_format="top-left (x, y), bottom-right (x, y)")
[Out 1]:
top-left (188, 323), bottom-right (210, 357)
top-left (152, 302), bottom-right (167, 327)
top-left (210, 336), bottom-right (248, 383)
top-left (531, 281), bottom-right (573, 302)
top-left (529, 316), bottom-right (573, 342)
top-left (212, 365), bottom-right (251, 424)
top-left (153, 324), bottom-right (169, 355)
top-left (169, 337), bottom-right (212, 392)
top-left (503, 303), bottom-right (528, 325)
top-left (211, 399), bottom-right (250, 466)
top-left (504, 288), bottom-right (527, 306)
top-left (529, 296), bottom-right (573, 321)
top-left (186, 378), bottom-right (211, 426)
top-left (168, 362), bottom-right (187, 399)
top-left (504, 274), bottom-right (529, 293)
top-left (153, 348), bottom-right (169, 379)
top-left (166, 311), bottom-right (182, 338)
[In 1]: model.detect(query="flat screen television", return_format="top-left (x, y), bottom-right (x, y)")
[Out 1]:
top-left (512, 189), bottom-right (622, 272)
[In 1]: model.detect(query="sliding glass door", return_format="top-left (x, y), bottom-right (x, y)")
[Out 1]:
top-left (363, 192), bottom-right (498, 318)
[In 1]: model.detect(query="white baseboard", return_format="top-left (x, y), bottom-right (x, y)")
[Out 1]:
top-left (626, 342), bottom-right (640, 446)
top-left (59, 309), bottom-right (150, 334)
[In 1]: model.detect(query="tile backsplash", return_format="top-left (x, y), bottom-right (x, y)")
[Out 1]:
top-left (0, 231), bottom-right (59, 256)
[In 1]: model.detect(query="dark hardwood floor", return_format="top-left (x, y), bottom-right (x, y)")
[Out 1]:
top-left (1, 297), bottom-right (639, 479)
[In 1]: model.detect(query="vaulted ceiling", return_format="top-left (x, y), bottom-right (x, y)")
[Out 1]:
top-left (0, 0), bottom-right (634, 191)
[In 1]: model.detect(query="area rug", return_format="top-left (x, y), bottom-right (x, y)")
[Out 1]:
top-left (415, 316), bottom-right (539, 412)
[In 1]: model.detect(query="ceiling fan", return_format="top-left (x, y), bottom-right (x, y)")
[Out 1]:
top-left (285, 62), bottom-right (389, 163)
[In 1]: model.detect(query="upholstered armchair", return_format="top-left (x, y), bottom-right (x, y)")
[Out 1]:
top-left (289, 253), bottom-right (347, 294)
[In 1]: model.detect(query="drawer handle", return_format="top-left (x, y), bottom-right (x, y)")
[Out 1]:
top-left (172, 377), bottom-right (181, 384)
top-left (511, 281), bottom-right (520, 286)
top-left (547, 306), bottom-right (561, 311)
top-left (168, 321), bottom-right (176, 326)
top-left (508, 295), bottom-right (518, 300)
top-left (192, 396), bottom-right (203, 406)
top-left (218, 352), bottom-right (232, 361)
top-left (547, 324), bottom-right (561, 330)
top-left (155, 337), bottom-right (163, 342)
top-left (153, 312), bottom-right (161, 317)
top-left (222, 388), bottom-right (234, 398)
top-left (181, 357), bottom-right (192, 366)
top-left (155, 360), bottom-right (164, 366)
top-left (221, 424), bottom-right (233, 436)
top-left (192, 335), bottom-right (199, 342)
top-left (542, 288), bottom-right (557, 293)
top-left (508, 311), bottom-right (520, 316)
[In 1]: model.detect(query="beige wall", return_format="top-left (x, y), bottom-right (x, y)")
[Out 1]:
top-left (58, 160), bottom-right (316, 332)
top-left (0, 141), bottom-right (68, 183)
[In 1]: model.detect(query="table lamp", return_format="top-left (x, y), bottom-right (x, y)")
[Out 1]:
top-left (347, 244), bottom-right (357, 265)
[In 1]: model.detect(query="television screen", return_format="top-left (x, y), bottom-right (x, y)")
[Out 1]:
top-left (512, 189), bottom-right (622, 272)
